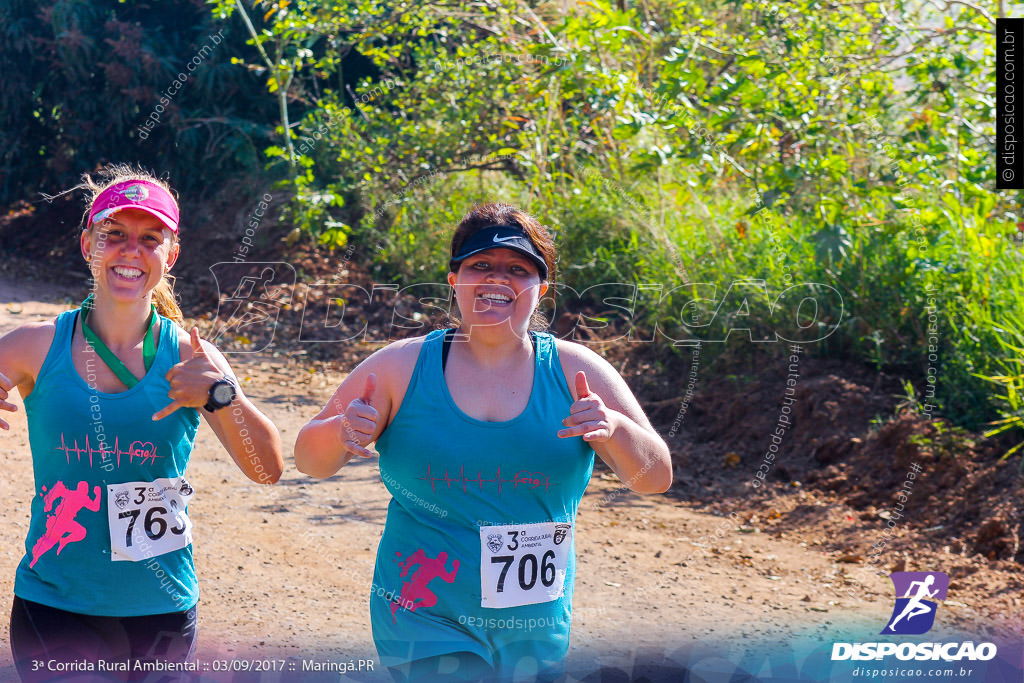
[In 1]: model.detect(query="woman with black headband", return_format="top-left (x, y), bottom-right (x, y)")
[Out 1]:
top-left (296, 202), bottom-right (671, 682)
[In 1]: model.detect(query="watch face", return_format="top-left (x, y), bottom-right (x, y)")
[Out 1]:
top-left (212, 383), bottom-right (235, 404)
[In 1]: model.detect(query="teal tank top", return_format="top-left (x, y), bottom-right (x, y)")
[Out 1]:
top-left (15, 308), bottom-right (201, 616)
top-left (371, 329), bottom-right (595, 674)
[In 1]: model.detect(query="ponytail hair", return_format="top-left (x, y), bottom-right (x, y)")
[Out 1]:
top-left (152, 275), bottom-right (185, 326)
top-left (67, 163), bottom-right (185, 326)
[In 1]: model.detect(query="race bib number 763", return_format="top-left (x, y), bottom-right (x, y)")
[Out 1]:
top-left (106, 478), bottom-right (194, 562)
top-left (479, 521), bottom-right (572, 609)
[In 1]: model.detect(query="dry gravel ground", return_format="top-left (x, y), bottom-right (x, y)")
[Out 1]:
top-left (0, 276), bottom-right (1018, 683)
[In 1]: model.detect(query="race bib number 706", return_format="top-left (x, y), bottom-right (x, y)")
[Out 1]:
top-left (106, 478), bottom-right (194, 562)
top-left (479, 521), bottom-right (572, 609)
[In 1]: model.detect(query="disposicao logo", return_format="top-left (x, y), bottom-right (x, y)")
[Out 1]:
top-left (883, 571), bottom-right (948, 635)
top-left (830, 570), bottom-right (997, 663)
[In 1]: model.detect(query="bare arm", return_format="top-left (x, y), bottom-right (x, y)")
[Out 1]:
top-left (0, 322), bottom-right (56, 429)
top-left (556, 341), bottom-right (673, 493)
top-left (294, 338), bottom-right (419, 479)
top-left (155, 328), bottom-right (284, 484)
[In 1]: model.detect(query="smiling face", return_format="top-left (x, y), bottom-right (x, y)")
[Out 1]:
top-left (81, 208), bottom-right (180, 304)
top-left (447, 247), bottom-right (549, 336)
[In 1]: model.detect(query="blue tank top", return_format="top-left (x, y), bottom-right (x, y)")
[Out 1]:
top-left (371, 329), bottom-right (595, 670)
top-left (14, 308), bottom-right (201, 616)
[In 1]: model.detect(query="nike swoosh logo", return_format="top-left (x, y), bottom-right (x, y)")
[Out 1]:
top-left (493, 235), bottom-right (520, 243)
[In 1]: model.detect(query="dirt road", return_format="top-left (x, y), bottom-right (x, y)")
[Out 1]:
top-left (0, 276), bottom-right (1014, 682)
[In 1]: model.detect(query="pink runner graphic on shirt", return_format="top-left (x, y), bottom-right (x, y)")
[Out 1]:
top-left (390, 548), bottom-right (460, 622)
top-left (29, 481), bottom-right (102, 567)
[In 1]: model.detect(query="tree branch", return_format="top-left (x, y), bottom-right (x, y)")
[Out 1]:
top-left (233, 0), bottom-right (297, 173)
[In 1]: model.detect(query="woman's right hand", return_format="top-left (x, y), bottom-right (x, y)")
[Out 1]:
top-left (296, 337), bottom-right (419, 478)
top-left (0, 371), bottom-right (18, 431)
top-left (336, 373), bottom-right (379, 458)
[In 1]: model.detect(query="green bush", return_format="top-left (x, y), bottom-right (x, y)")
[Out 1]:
top-left (0, 0), bottom-right (277, 204)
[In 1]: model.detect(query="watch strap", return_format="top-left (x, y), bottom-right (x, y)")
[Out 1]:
top-left (204, 377), bottom-right (236, 412)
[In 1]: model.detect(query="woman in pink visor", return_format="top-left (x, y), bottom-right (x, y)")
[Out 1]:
top-left (0, 164), bottom-right (284, 681)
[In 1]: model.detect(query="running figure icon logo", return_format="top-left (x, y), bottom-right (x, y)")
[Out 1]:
top-left (208, 262), bottom-right (296, 353)
top-left (29, 481), bottom-right (102, 568)
top-left (882, 571), bottom-right (949, 635)
top-left (390, 548), bottom-right (460, 622)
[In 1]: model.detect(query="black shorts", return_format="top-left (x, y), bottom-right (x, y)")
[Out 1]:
top-left (9, 596), bottom-right (197, 683)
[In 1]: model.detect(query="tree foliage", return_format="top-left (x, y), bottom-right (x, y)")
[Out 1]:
top-left (210, 0), bottom-right (1018, 430)
top-left (0, 0), bottom-right (276, 203)
top-left (3, 0), bottom-right (1021, 438)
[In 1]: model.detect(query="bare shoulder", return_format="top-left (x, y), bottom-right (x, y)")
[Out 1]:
top-left (312, 332), bottom-right (431, 424)
top-left (376, 333), bottom-right (428, 357)
top-left (3, 319), bottom-right (59, 347)
top-left (0, 319), bottom-right (60, 387)
top-left (553, 337), bottom-right (618, 381)
top-left (361, 334), bottom-right (428, 391)
top-left (171, 321), bottom-right (223, 359)
top-left (172, 322), bottom-right (245, 384)
top-left (1, 320), bottom-right (59, 362)
top-left (171, 321), bottom-right (205, 361)
top-left (553, 336), bottom-right (651, 424)
top-left (172, 322), bottom-right (191, 354)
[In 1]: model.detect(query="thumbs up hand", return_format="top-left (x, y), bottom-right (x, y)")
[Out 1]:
top-left (154, 328), bottom-right (226, 420)
top-left (557, 371), bottom-right (616, 443)
top-left (337, 373), bottom-right (380, 458)
top-left (0, 371), bottom-right (18, 431)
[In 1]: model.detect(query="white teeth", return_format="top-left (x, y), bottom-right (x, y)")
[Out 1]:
top-left (113, 266), bottom-right (143, 280)
top-left (480, 293), bottom-right (512, 303)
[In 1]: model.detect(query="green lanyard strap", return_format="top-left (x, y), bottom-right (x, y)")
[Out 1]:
top-left (80, 295), bottom-right (158, 389)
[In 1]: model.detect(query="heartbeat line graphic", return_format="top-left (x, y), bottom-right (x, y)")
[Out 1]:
top-left (416, 464), bottom-right (551, 495)
top-left (55, 434), bottom-right (160, 468)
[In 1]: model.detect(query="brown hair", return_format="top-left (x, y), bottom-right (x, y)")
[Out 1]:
top-left (78, 164), bottom-right (184, 325)
top-left (448, 203), bottom-right (556, 330)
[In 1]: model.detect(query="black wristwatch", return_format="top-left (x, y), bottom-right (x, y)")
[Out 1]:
top-left (204, 377), bottom-right (237, 412)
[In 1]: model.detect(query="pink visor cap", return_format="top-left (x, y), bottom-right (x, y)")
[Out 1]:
top-left (88, 180), bottom-right (179, 233)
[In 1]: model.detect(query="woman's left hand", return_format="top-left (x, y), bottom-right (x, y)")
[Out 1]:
top-left (557, 371), bottom-right (617, 443)
top-left (153, 328), bottom-right (225, 420)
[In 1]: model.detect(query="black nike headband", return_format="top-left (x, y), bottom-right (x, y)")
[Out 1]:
top-left (448, 224), bottom-right (548, 280)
